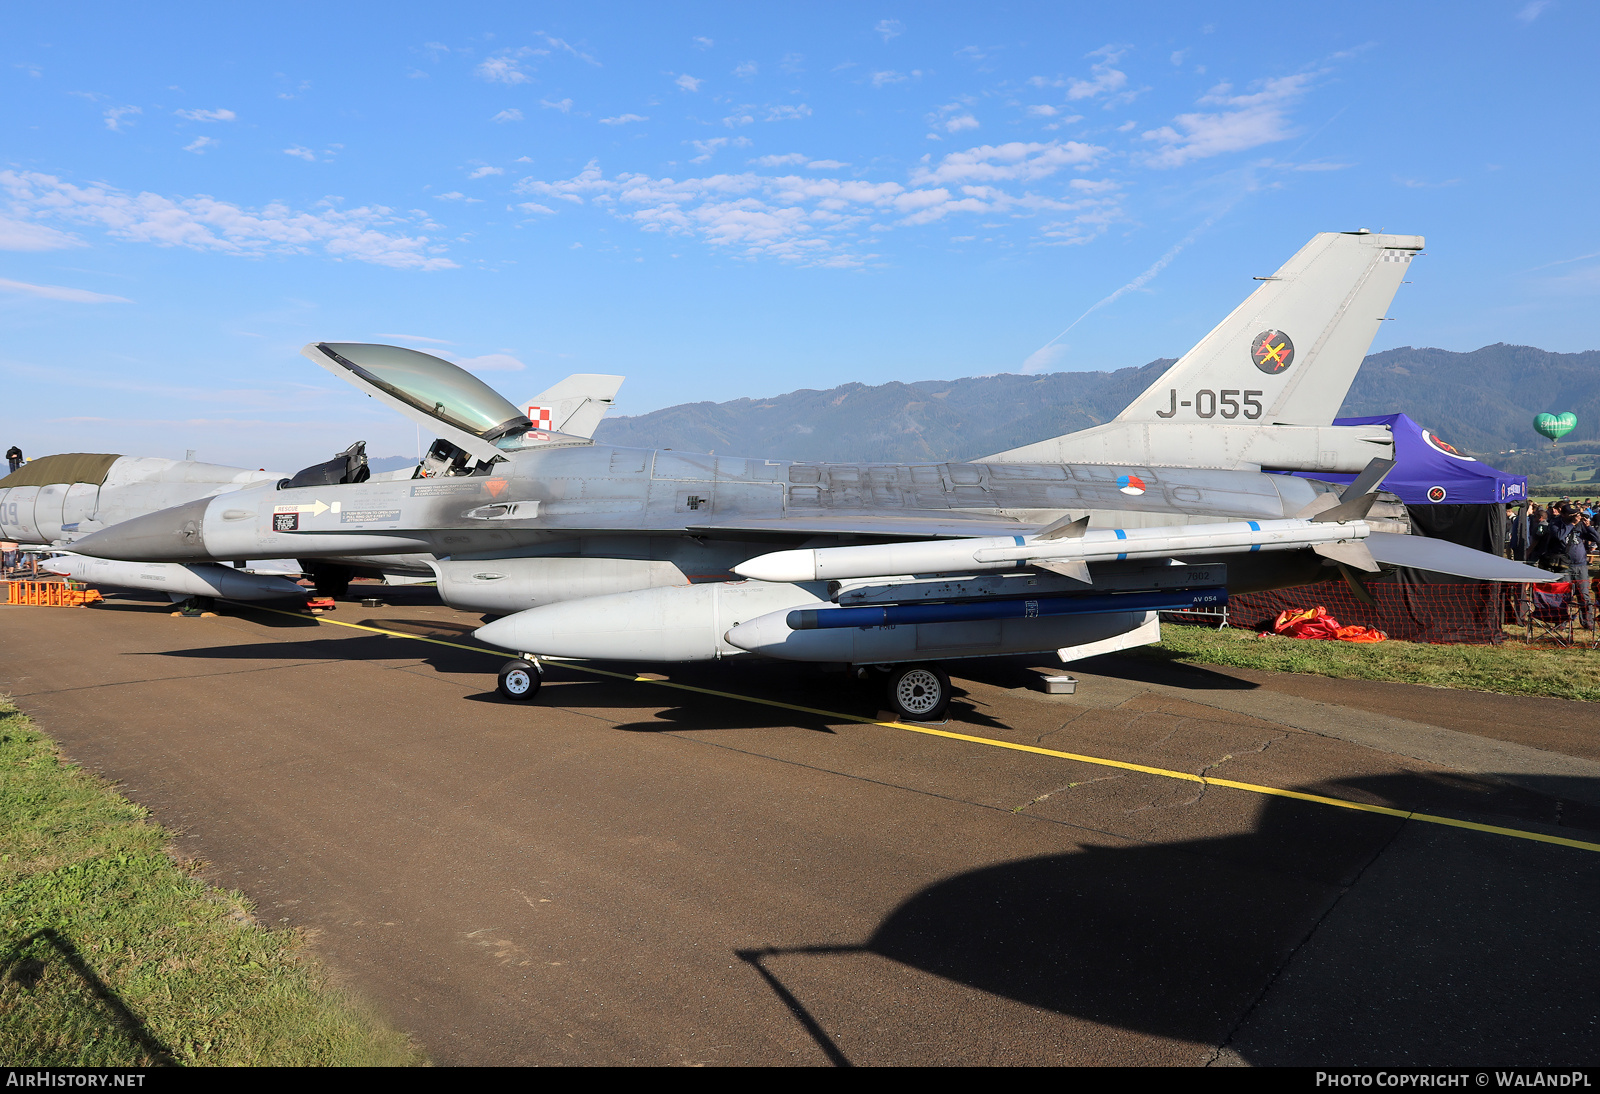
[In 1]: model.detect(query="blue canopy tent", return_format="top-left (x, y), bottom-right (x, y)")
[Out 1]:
top-left (1231, 413), bottom-right (1531, 643)
top-left (1308, 413), bottom-right (1527, 505)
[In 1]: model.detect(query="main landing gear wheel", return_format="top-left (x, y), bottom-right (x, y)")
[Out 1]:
top-left (497, 659), bottom-right (541, 701)
top-left (885, 663), bottom-right (951, 722)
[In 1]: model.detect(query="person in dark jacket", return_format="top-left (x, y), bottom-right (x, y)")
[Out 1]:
top-left (5, 445), bottom-right (21, 474)
top-left (1541, 505), bottom-right (1600, 628)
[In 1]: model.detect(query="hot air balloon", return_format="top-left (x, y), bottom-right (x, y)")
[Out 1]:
top-left (1535, 412), bottom-right (1577, 444)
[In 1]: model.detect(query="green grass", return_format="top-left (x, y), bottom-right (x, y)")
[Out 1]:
top-left (0, 700), bottom-right (424, 1067)
top-left (1142, 624), bottom-right (1600, 703)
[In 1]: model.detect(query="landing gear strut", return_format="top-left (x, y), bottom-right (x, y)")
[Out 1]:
top-left (884, 663), bottom-right (951, 722)
top-left (497, 659), bottom-right (542, 701)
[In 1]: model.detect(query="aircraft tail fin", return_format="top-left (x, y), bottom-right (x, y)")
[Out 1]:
top-left (1114, 230), bottom-right (1423, 427)
top-left (520, 374), bottom-right (625, 438)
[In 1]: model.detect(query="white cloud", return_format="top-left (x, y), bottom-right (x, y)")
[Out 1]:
top-left (437, 191), bottom-right (474, 201)
top-left (183, 136), bottom-right (217, 154)
top-left (733, 61), bottom-right (758, 78)
top-left (808, 159), bottom-right (849, 169)
top-left (513, 147), bottom-right (1119, 266)
top-left (1141, 73), bottom-right (1312, 167)
top-left (600, 113), bottom-right (648, 125)
top-left (943, 114), bottom-right (979, 133)
top-left (0, 277), bottom-right (131, 303)
top-left (477, 52), bottom-right (533, 84)
top-left (441, 351), bottom-right (525, 372)
top-left (910, 140), bottom-right (1102, 186)
top-left (871, 70), bottom-right (907, 87)
top-left (1, 169), bottom-right (458, 270)
top-left (767, 104), bottom-right (812, 121)
top-left (689, 137), bottom-right (751, 164)
top-left (1066, 46), bottom-right (1128, 101)
top-left (103, 105), bottom-right (141, 131)
top-left (1027, 105), bottom-right (1059, 117)
top-left (723, 109), bottom-right (755, 127)
top-left (692, 36), bottom-right (714, 49)
top-left (492, 108), bottom-right (524, 123)
top-left (516, 202), bottom-right (556, 214)
top-left (284, 145), bottom-right (316, 161)
top-left (1517, 0), bottom-right (1550, 21)
top-left (174, 108), bottom-right (236, 122)
top-left (875, 19), bottom-right (904, 41)
top-left (15, 62), bottom-right (42, 78)
top-left (675, 74), bottom-right (702, 92)
top-left (540, 98), bottom-right (572, 113)
top-left (375, 333), bottom-right (454, 345)
top-left (539, 35), bottom-right (598, 66)
top-left (469, 165), bottom-right (504, 179)
top-left (0, 217), bottom-right (83, 251)
top-left (751, 153), bottom-right (808, 167)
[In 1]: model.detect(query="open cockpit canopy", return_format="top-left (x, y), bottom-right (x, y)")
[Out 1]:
top-left (304, 343), bottom-right (590, 464)
top-left (315, 343), bottom-right (531, 441)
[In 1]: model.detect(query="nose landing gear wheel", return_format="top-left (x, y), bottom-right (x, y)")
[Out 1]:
top-left (497, 659), bottom-right (541, 701)
top-left (885, 663), bottom-right (950, 722)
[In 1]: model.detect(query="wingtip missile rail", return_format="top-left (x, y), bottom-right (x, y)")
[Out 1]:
top-left (731, 516), bottom-right (1372, 584)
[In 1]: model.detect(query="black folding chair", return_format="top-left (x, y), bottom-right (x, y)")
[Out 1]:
top-left (1526, 581), bottom-right (1575, 646)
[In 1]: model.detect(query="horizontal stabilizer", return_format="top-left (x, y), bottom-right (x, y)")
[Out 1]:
top-left (1366, 532), bottom-right (1552, 582)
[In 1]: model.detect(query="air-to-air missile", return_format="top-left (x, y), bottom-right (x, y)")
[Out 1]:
top-left (67, 230), bottom-right (1555, 720)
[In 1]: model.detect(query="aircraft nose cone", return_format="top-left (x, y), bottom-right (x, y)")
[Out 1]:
top-left (70, 496), bottom-right (212, 561)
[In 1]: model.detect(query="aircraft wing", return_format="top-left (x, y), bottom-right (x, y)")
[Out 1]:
top-left (1366, 531), bottom-right (1552, 582)
top-left (685, 513), bottom-right (1033, 540)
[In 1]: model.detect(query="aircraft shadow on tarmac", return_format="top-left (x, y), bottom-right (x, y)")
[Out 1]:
top-left (743, 771), bottom-right (1600, 1067)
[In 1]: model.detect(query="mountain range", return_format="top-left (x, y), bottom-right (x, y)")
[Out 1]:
top-left (591, 344), bottom-right (1600, 464)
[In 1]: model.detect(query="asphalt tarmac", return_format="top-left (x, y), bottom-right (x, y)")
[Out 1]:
top-left (2, 591), bottom-right (1598, 1066)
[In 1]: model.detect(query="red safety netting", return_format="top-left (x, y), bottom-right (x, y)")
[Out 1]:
top-left (1229, 577), bottom-right (1509, 645)
top-left (1229, 574), bottom-right (1599, 646)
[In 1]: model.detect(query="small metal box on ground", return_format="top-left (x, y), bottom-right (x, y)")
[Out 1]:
top-left (1039, 674), bottom-right (1077, 695)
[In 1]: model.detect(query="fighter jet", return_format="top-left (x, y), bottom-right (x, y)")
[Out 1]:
top-left (67, 230), bottom-right (1549, 719)
top-left (0, 374), bottom-right (623, 601)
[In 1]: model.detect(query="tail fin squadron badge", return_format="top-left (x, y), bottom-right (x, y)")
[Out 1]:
top-left (1250, 330), bottom-right (1295, 375)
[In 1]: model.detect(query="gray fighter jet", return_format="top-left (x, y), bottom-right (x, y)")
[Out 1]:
top-left (67, 230), bottom-right (1548, 719)
top-left (0, 375), bottom-right (623, 600)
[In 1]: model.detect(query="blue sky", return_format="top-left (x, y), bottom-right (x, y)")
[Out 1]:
top-left (3, 1), bottom-right (1596, 470)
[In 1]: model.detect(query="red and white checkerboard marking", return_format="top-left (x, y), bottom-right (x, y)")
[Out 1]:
top-left (524, 405), bottom-right (553, 430)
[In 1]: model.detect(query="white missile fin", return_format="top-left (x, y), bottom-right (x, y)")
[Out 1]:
top-left (1034, 514), bottom-right (1090, 541)
top-left (1293, 492), bottom-right (1344, 520)
top-left (1030, 558), bottom-right (1092, 583)
top-left (1313, 539), bottom-right (1381, 572)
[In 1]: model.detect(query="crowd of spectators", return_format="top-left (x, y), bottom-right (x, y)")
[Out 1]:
top-left (1508, 498), bottom-right (1600, 628)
